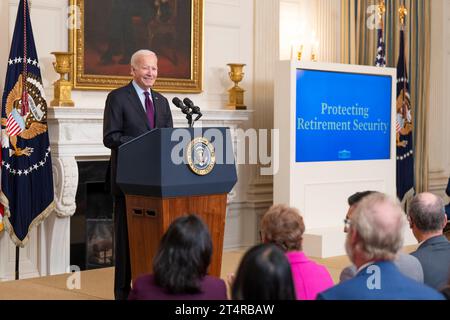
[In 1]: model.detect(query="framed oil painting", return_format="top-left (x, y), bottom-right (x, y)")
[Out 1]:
top-left (69, 0), bottom-right (203, 92)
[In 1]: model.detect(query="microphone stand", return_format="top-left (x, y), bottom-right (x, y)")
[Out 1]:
top-left (190, 114), bottom-right (200, 127)
top-left (187, 113), bottom-right (193, 128)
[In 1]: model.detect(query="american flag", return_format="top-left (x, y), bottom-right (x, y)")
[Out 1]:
top-left (375, 28), bottom-right (386, 67)
top-left (0, 0), bottom-right (54, 244)
top-left (6, 109), bottom-right (25, 136)
top-left (396, 28), bottom-right (414, 202)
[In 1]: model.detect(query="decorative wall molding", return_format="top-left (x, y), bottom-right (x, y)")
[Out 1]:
top-left (428, 0), bottom-right (450, 196)
top-left (315, 0), bottom-right (341, 63)
top-left (52, 157), bottom-right (78, 218)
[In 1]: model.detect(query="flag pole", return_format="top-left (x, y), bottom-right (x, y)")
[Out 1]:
top-left (15, 246), bottom-right (20, 280)
top-left (14, 0), bottom-right (26, 281)
top-left (399, 4), bottom-right (408, 102)
top-left (377, 0), bottom-right (386, 31)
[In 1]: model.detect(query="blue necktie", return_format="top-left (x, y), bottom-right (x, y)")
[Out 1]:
top-left (143, 91), bottom-right (155, 129)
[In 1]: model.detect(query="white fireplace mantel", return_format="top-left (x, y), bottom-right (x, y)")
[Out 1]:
top-left (45, 106), bottom-right (252, 275)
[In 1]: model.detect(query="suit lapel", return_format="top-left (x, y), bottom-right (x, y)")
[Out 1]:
top-left (126, 82), bottom-right (150, 130)
top-left (151, 90), bottom-right (161, 127)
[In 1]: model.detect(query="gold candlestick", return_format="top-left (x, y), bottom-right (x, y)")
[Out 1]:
top-left (297, 44), bottom-right (304, 61)
top-left (227, 63), bottom-right (246, 110)
top-left (310, 41), bottom-right (319, 62)
top-left (50, 52), bottom-right (74, 107)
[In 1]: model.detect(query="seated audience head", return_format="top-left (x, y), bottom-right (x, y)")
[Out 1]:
top-left (346, 192), bottom-right (406, 267)
top-left (153, 214), bottom-right (212, 294)
top-left (260, 204), bottom-right (305, 252)
top-left (232, 243), bottom-right (296, 300)
top-left (408, 192), bottom-right (447, 242)
top-left (344, 191), bottom-right (377, 233)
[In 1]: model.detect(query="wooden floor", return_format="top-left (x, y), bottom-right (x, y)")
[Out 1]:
top-left (0, 245), bottom-right (418, 300)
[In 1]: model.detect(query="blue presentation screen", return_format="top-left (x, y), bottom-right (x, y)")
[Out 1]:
top-left (295, 68), bottom-right (392, 162)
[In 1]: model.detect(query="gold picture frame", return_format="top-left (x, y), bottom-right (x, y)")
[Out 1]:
top-left (69, 0), bottom-right (203, 92)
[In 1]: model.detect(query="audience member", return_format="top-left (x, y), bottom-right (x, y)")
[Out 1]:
top-left (318, 193), bottom-right (444, 300)
top-left (408, 192), bottom-right (450, 290)
top-left (232, 243), bottom-right (296, 300)
top-left (340, 191), bottom-right (424, 283)
top-left (260, 204), bottom-right (334, 299)
top-left (128, 215), bottom-right (227, 300)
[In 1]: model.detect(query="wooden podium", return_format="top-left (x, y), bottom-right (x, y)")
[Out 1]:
top-left (116, 128), bottom-right (237, 281)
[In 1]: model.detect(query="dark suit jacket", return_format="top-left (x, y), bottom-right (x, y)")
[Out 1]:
top-left (411, 235), bottom-right (450, 290)
top-left (103, 82), bottom-right (173, 195)
top-left (128, 274), bottom-right (228, 300)
top-left (318, 261), bottom-right (444, 300)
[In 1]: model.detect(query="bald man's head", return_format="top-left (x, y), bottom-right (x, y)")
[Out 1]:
top-left (408, 192), bottom-right (446, 233)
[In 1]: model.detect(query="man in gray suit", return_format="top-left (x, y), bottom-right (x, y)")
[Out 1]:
top-left (409, 192), bottom-right (450, 290)
top-left (339, 191), bottom-right (424, 283)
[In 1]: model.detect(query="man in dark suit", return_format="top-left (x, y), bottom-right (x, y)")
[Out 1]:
top-left (103, 49), bottom-right (173, 300)
top-left (318, 193), bottom-right (444, 300)
top-left (408, 192), bottom-right (450, 290)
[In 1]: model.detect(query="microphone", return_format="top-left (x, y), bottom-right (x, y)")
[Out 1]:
top-left (172, 97), bottom-right (192, 115)
top-left (183, 98), bottom-right (202, 121)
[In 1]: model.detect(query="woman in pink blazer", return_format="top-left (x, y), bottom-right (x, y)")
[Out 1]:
top-left (260, 204), bottom-right (334, 300)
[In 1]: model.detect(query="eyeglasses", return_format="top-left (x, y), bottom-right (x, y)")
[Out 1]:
top-left (343, 218), bottom-right (351, 228)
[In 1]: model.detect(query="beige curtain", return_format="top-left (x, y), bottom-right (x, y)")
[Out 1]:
top-left (341, 0), bottom-right (431, 192)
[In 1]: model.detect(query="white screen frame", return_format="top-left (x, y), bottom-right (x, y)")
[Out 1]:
top-left (274, 60), bottom-right (401, 257)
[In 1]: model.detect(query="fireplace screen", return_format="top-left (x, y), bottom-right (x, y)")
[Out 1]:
top-left (71, 161), bottom-right (114, 270)
top-left (86, 218), bottom-right (114, 268)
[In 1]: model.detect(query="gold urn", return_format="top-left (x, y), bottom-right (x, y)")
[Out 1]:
top-left (227, 63), bottom-right (246, 110)
top-left (50, 52), bottom-right (74, 107)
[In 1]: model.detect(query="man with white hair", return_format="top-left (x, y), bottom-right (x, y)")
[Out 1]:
top-left (318, 193), bottom-right (443, 300)
top-left (339, 191), bottom-right (423, 283)
top-left (408, 192), bottom-right (450, 290)
top-left (103, 49), bottom-right (173, 300)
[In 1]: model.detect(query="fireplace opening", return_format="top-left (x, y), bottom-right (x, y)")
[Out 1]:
top-left (71, 161), bottom-right (114, 271)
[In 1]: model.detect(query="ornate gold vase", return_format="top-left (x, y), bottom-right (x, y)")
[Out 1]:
top-left (227, 63), bottom-right (246, 110)
top-left (50, 52), bottom-right (74, 107)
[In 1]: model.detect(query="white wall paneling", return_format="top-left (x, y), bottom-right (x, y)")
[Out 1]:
top-left (428, 0), bottom-right (450, 197)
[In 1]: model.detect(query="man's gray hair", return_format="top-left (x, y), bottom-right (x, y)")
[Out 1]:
top-left (351, 192), bottom-right (406, 261)
top-left (130, 50), bottom-right (157, 68)
top-left (408, 193), bottom-right (445, 232)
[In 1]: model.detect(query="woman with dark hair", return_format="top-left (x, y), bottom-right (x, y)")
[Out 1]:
top-left (232, 243), bottom-right (296, 300)
top-left (128, 215), bottom-right (227, 300)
